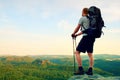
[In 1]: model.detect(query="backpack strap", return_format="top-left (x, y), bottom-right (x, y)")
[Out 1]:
top-left (81, 24), bottom-right (86, 30)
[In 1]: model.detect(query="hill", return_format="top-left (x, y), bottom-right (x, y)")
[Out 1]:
top-left (0, 54), bottom-right (120, 80)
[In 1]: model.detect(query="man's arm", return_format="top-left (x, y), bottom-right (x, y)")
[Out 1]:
top-left (76, 31), bottom-right (83, 36)
top-left (72, 24), bottom-right (80, 35)
top-left (71, 24), bottom-right (83, 37)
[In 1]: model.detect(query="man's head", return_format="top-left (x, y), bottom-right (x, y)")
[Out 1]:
top-left (82, 8), bottom-right (88, 16)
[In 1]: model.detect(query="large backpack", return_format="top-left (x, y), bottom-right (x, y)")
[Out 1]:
top-left (83, 6), bottom-right (105, 38)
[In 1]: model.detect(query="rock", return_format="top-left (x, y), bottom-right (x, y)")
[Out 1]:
top-left (68, 74), bottom-right (120, 80)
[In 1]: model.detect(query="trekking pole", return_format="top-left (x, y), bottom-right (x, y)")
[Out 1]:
top-left (72, 37), bottom-right (77, 72)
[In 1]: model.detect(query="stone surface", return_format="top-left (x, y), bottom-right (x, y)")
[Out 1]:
top-left (68, 74), bottom-right (120, 80)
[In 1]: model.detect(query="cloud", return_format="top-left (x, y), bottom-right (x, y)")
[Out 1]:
top-left (101, 0), bottom-right (120, 23)
top-left (104, 28), bottom-right (120, 34)
top-left (40, 11), bottom-right (53, 19)
top-left (0, 13), bottom-right (10, 23)
top-left (0, 0), bottom-right (120, 55)
top-left (57, 20), bottom-right (73, 30)
top-left (1, 0), bottom-right (119, 22)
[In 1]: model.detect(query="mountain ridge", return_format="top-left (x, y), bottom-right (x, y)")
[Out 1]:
top-left (0, 54), bottom-right (120, 80)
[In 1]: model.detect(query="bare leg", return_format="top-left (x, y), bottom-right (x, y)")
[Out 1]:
top-left (87, 53), bottom-right (94, 68)
top-left (86, 53), bottom-right (94, 75)
top-left (74, 51), bottom-right (84, 75)
top-left (75, 51), bottom-right (82, 67)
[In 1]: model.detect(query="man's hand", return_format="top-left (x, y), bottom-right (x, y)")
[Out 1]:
top-left (71, 33), bottom-right (77, 38)
top-left (71, 31), bottom-right (83, 38)
top-left (71, 33), bottom-right (75, 38)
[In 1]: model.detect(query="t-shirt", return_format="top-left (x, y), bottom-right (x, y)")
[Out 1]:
top-left (78, 16), bottom-right (89, 36)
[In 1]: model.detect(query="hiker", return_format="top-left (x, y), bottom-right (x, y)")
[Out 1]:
top-left (71, 8), bottom-right (95, 75)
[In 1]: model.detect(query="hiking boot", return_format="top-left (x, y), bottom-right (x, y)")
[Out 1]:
top-left (74, 67), bottom-right (84, 75)
top-left (86, 67), bottom-right (93, 75)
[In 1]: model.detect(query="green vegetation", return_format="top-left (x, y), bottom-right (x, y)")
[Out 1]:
top-left (0, 54), bottom-right (120, 80)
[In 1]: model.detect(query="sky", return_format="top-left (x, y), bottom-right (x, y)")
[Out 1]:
top-left (0, 0), bottom-right (120, 56)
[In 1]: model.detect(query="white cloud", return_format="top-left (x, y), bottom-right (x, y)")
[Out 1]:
top-left (1, 0), bottom-right (119, 22)
top-left (0, 13), bottom-right (9, 23)
top-left (101, 1), bottom-right (120, 23)
top-left (57, 20), bottom-right (73, 30)
top-left (105, 28), bottom-right (120, 34)
top-left (0, 0), bottom-right (120, 55)
top-left (41, 11), bottom-right (53, 19)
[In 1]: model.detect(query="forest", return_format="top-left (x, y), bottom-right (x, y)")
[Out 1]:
top-left (0, 54), bottom-right (120, 80)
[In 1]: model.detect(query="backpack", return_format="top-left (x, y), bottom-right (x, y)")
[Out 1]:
top-left (83, 6), bottom-right (105, 38)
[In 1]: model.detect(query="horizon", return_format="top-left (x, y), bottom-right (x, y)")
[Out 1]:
top-left (0, 0), bottom-right (120, 56)
top-left (0, 53), bottom-right (120, 57)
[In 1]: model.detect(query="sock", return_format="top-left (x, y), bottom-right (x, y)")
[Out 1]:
top-left (79, 66), bottom-right (83, 71)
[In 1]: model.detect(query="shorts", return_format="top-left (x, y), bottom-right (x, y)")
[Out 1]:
top-left (76, 36), bottom-right (95, 53)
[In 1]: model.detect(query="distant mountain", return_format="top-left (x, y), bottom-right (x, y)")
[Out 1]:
top-left (0, 56), bottom-right (33, 62)
top-left (32, 59), bottom-right (56, 66)
top-left (33, 54), bottom-right (120, 76)
top-left (0, 54), bottom-right (120, 76)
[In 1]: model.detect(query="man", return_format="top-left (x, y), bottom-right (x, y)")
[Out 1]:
top-left (71, 8), bottom-right (95, 75)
